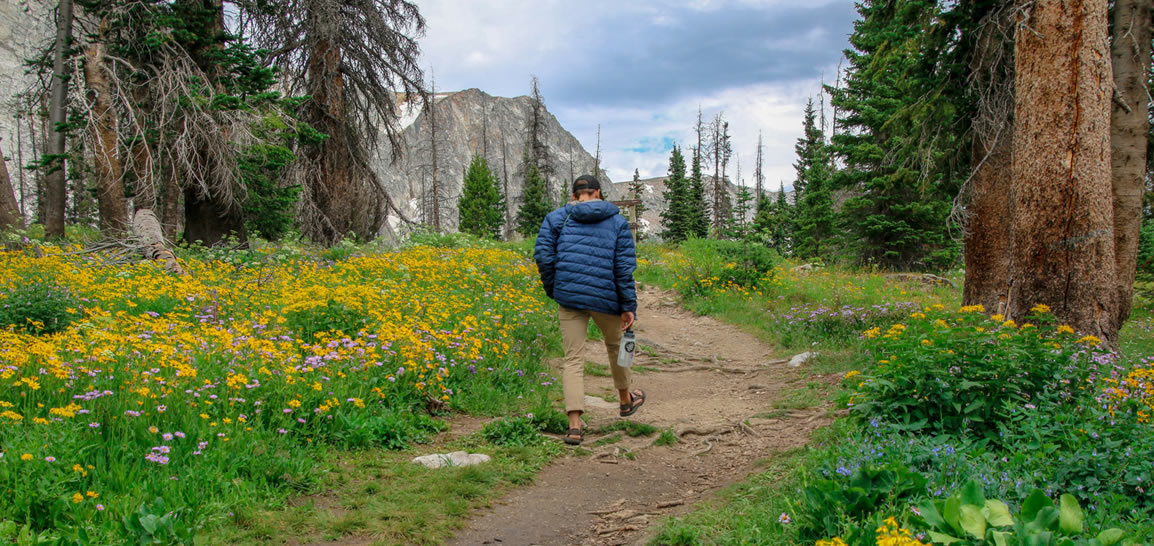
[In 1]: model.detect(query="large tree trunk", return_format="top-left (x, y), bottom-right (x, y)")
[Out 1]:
top-left (159, 164), bottom-right (181, 240)
top-left (1008, 0), bottom-right (1118, 341)
top-left (1110, 0), bottom-right (1153, 325)
top-left (0, 141), bottom-right (22, 230)
top-left (302, 33), bottom-right (353, 245)
top-left (84, 23), bottom-right (129, 236)
top-left (43, 0), bottom-right (74, 239)
top-left (962, 3), bottom-right (1016, 313)
top-left (963, 129), bottom-right (1014, 312)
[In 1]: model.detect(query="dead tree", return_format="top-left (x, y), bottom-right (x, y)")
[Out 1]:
top-left (241, 0), bottom-right (427, 244)
top-left (0, 141), bottom-right (22, 230)
top-left (82, 16), bottom-right (129, 236)
top-left (43, 0), bottom-right (75, 239)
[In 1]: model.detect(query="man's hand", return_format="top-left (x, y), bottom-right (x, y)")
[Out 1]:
top-left (621, 311), bottom-right (636, 331)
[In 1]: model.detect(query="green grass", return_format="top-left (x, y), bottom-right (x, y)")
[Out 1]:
top-left (649, 445), bottom-right (816, 545)
top-left (592, 433), bottom-right (624, 447)
top-left (212, 440), bottom-right (562, 545)
top-left (653, 429), bottom-right (679, 446)
top-left (595, 420), bottom-right (660, 437)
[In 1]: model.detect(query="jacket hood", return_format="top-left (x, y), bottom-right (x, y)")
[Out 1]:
top-left (567, 200), bottom-right (620, 223)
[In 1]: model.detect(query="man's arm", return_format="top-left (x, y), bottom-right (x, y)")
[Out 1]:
top-left (533, 212), bottom-right (559, 299)
top-left (613, 219), bottom-right (638, 315)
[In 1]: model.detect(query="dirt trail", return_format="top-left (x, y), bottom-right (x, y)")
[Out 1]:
top-left (447, 286), bottom-right (833, 546)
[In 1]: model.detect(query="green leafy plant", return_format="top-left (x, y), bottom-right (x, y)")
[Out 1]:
top-left (120, 498), bottom-right (197, 545)
top-left (0, 274), bottom-right (80, 334)
top-left (282, 299), bottom-right (370, 340)
top-left (481, 417), bottom-right (542, 447)
top-left (913, 481), bottom-right (1129, 546)
top-left (798, 464), bottom-right (927, 541)
top-left (853, 306), bottom-right (1098, 441)
top-left (330, 409), bottom-right (446, 450)
top-left (673, 238), bottom-right (777, 297)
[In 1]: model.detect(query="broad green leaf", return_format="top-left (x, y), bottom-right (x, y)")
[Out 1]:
top-left (1024, 532), bottom-right (1054, 546)
top-left (959, 504), bottom-right (987, 538)
top-left (1058, 494), bottom-right (1084, 534)
top-left (1021, 489), bottom-right (1053, 522)
top-left (139, 514), bottom-right (159, 535)
top-left (1097, 528), bottom-right (1126, 545)
top-left (928, 530), bottom-right (964, 544)
top-left (961, 481), bottom-right (985, 506)
top-left (984, 500), bottom-right (1015, 527)
top-left (992, 531), bottom-right (1010, 546)
top-left (920, 501), bottom-right (948, 529)
top-left (944, 497), bottom-right (962, 534)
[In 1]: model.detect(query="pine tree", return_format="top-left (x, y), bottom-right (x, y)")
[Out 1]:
top-left (791, 98), bottom-right (835, 259)
top-left (753, 182), bottom-right (791, 253)
top-left (628, 169), bottom-right (647, 218)
top-left (516, 160), bottom-right (553, 238)
top-left (660, 146), bottom-right (689, 242)
top-left (728, 185), bottom-right (755, 240)
top-left (687, 147), bottom-right (709, 239)
top-left (828, 0), bottom-right (967, 269)
top-left (458, 154), bottom-right (504, 239)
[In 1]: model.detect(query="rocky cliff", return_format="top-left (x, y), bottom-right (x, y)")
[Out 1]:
top-left (375, 88), bottom-right (608, 234)
top-left (0, 0), bottom-right (49, 215)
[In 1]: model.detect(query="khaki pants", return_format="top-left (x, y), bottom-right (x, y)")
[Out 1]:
top-left (558, 306), bottom-right (631, 414)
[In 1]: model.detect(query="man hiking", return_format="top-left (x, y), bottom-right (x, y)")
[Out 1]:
top-left (534, 174), bottom-right (645, 445)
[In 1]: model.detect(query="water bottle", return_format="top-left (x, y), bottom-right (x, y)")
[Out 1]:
top-left (618, 329), bottom-right (636, 368)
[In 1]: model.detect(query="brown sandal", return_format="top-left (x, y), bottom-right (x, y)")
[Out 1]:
top-left (619, 389), bottom-right (646, 417)
top-left (564, 428), bottom-right (584, 445)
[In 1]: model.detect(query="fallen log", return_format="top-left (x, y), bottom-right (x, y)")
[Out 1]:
top-left (133, 209), bottom-right (185, 276)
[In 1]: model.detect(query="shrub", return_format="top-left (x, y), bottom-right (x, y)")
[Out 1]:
top-left (852, 304), bottom-right (1103, 441)
top-left (480, 417), bottom-right (542, 447)
top-left (798, 464), bottom-right (927, 542)
top-left (329, 409), bottom-right (446, 450)
top-left (0, 274), bottom-right (80, 334)
top-left (283, 299), bottom-right (370, 340)
top-left (673, 239), bottom-right (777, 297)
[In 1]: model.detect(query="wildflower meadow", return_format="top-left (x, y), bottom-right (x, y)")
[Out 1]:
top-left (0, 242), bottom-right (560, 543)
top-left (644, 241), bottom-right (1154, 545)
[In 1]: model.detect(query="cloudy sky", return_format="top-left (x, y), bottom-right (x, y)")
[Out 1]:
top-left (415, 0), bottom-right (859, 188)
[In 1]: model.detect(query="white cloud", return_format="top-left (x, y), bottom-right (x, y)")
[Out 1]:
top-left (558, 76), bottom-right (835, 190)
top-left (415, 0), bottom-right (857, 190)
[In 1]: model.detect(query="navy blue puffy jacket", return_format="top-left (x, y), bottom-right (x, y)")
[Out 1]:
top-left (533, 200), bottom-right (637, 315)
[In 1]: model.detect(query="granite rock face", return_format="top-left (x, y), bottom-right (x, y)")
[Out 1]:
top-left (0, 0), bottom-right (49, 217)
top-left (375, 88), bottom-right (607, 234)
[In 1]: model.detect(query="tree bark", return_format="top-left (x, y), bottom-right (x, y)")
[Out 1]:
top-left (1110, 0), bottom-right (1153, 325)
top-left (44, 0), bottom-right (74, 239)
top-left (303, 34), bottom-right (353, 245)
top-left (962, 3), bottom-right (1016, 313)
top-left (1008, 0), bottom-right (1118, 341)
top-left (159, 164), bottom-right (181, 240)
top-left (0, 140), bottom-right (23, 230)
top-left (962, 129), bottom-right (1013, 312)
top-left (84, 23), bottom-right (129, 236)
